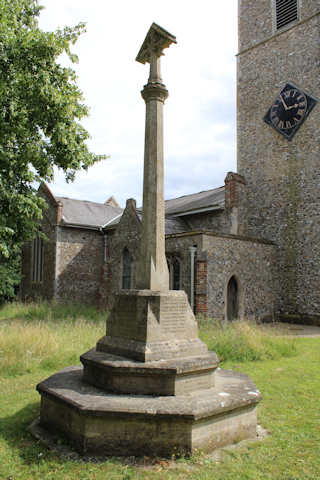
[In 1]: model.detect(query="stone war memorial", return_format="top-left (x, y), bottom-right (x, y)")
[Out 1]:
top-left (32, 23), bottom-right (261, 457)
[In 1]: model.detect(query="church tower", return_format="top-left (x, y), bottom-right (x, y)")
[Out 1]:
top-left (237, 0), bottom-right (320, 319)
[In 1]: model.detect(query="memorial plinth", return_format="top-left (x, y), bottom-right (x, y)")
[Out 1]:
top-left (95, 290), bottom-right (208, 362)
top-left (33, 23), bottom-right (261, 457)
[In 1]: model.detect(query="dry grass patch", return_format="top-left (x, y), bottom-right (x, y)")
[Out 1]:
top-left (0, 301), bottom-right (105, 377)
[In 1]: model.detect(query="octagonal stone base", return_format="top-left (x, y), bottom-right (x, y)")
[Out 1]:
top-left (36, 366), bottom-right (261, 457)
top-left (81, 349), bottom-right (219, 396)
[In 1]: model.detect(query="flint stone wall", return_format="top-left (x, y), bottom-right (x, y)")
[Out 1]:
top-left (183, 211), bottom-right (231, 234)
top-left (238, 2), bottom-right (320, 316)
top-left (55, 226), bottom-right (103, 305)
top-left (165, 233), bottom-right (205, 305)
top-left (203, 233), bottom-right (278, 321)
top-left (21, 188), bottom-right (58, 301)
top-left (99, 200), bottom-right (142, 310)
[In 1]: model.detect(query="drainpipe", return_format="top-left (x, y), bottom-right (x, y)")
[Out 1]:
top-left (189, 246), bottom-right (197, 312)
top-left (103, 232), bottom-right (108, 263)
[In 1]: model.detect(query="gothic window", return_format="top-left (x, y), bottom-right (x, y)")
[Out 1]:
top-left (227, 276), bottom-right (239, 321)
top-left (275, 0), bottom-right (298, 30)
top-left (122, 247), bottom-right (132, 289)
top-left (172, 258), bottom-right (180, 290)
top-left (31, 236), bottom-right (44, 283)
top-left (167, 256), bottom-right (180, 290)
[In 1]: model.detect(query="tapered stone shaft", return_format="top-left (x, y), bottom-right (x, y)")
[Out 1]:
top-left (136, 23), bottom-right (176, 291)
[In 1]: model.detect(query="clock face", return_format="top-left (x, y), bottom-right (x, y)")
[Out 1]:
top-left (264, 83), bottom-right (317, 140)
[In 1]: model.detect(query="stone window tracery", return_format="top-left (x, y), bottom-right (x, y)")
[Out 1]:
top-left (167, 256), bottom-right (181, 290)
top-left (31, 235), bottom-right (44, 283)
top-left (122, 247), bottom-right (132, 289)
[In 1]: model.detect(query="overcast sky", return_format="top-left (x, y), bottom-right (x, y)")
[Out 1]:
top-left (39, 0), bottom-right (238, 207)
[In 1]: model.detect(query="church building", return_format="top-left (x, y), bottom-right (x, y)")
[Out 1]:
top-left (21, 0), bottom-right (320, 323)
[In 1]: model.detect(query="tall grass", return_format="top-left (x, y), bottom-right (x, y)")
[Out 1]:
top-left (0, 301), bottom-right (105, 377)
top-left (0, 302), bottom-right (297, 378)
top-left (199, 318), bottom-right (297, 362)
top-left (0, 300), bottom-right (104, 323)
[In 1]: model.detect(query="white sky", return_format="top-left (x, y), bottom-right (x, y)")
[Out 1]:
top-left (39, 0), bottom-right (238, 207)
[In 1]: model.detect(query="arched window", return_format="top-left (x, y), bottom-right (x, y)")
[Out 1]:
top-left (173, 258), bottom-right (180, 290)
top-left (167, 256), bottom-right (180, 290)
top-left (122, 248), bottom-right (132, 289)
top-left (227, 276), bottom-right (239, 321)
top-left (31, 235), bottom-right (44, 283)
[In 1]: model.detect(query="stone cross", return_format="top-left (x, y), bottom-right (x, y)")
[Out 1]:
top-left (136, 23), bottom-right (176, 291)
top-left (36, 22), bottom-right (262, 458)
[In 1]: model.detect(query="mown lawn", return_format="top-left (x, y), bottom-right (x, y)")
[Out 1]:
top-left (0, 302), bottom-right (319, 480)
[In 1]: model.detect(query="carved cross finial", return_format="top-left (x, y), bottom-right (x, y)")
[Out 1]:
top-left (136, 23), bottom-right (176, 84)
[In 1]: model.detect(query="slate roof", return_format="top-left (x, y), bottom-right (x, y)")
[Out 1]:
top-left (164, 216), bottom-right (189, 235)
top-left (105, 210), bottom-right (189, 235)
top-left (55, 196), bottom-right (123, 229)
top-left (53, 185), bottom-right (224, 233)
top-left (165, 186), bottom-right (225, 215)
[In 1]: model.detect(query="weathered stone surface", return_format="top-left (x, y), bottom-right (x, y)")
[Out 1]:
top-left (135, 23), bottom-right (176, 292)
top-left (21, 183), bottom-right (105, 306)
top-left (32, 20), bottom-right (263, 459)
top-left (21, 183), bottom-right (60, 302)
top-left (238, 2), bottom-right (320, 317)
top-left (204, 233), bottom-right (278, 321)
top-left (81, 348), bottom-right (219, 396)
top-left (37, 366), bottom-right (261, 457)
top-left (96, 289), bottom-right (208, 361)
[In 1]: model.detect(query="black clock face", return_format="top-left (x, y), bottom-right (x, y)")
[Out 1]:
top-left (264, 83), bottom-right (317, 140)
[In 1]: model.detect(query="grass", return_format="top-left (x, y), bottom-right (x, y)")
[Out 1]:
top-left (0, 301), bottom-right (105, 377)
top-left (199, 317), bottom-right (297, 362)
top-left (0, 302), bottom-right (319, 479)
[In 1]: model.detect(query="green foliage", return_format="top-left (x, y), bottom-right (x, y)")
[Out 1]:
top-left (199, 318), bottom-right (297, 362)
top-left (0, 0), bottom-right (106, 299)
top-left (0, 254), bottom-right (21, 300)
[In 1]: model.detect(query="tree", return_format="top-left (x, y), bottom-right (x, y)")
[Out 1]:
top-left (0, 0), bottom-right (105, 299)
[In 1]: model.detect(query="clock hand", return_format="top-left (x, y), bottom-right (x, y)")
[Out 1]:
top-left (287, 103), bottom-right (299, 110)
top-left (279, 94), bottom-right (288, 110)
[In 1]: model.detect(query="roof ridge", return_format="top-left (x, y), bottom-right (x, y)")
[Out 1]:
top-left (165, 185), bottom-right (224, 202)
top-left (56, 196), bottom-right (123, 209)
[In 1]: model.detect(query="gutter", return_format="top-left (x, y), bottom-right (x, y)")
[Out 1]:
top-left (170, 205), bottom-right (224, 217)
top-left (102, 213), bottom-right (123, 229)
top-left (60, 212), bottom-right (123, 232)
top-left (60, 222), bottom-right (101, 231)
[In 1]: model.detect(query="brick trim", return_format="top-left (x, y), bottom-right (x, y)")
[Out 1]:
top-left (195, 260), bottom-right (207, 318)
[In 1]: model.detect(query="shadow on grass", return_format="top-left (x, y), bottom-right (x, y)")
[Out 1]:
top-left (0, 401), bottom-right (63, 465)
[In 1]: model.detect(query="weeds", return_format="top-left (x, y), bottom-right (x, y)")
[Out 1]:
top-left (199, 318), bottom-right (297, 362)
top-left (0, 301), bottom-right (105, 377)
top-left (0, 302), bottom-right (318, 479)
top-left (0, 300), bottom-right (105, 323)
